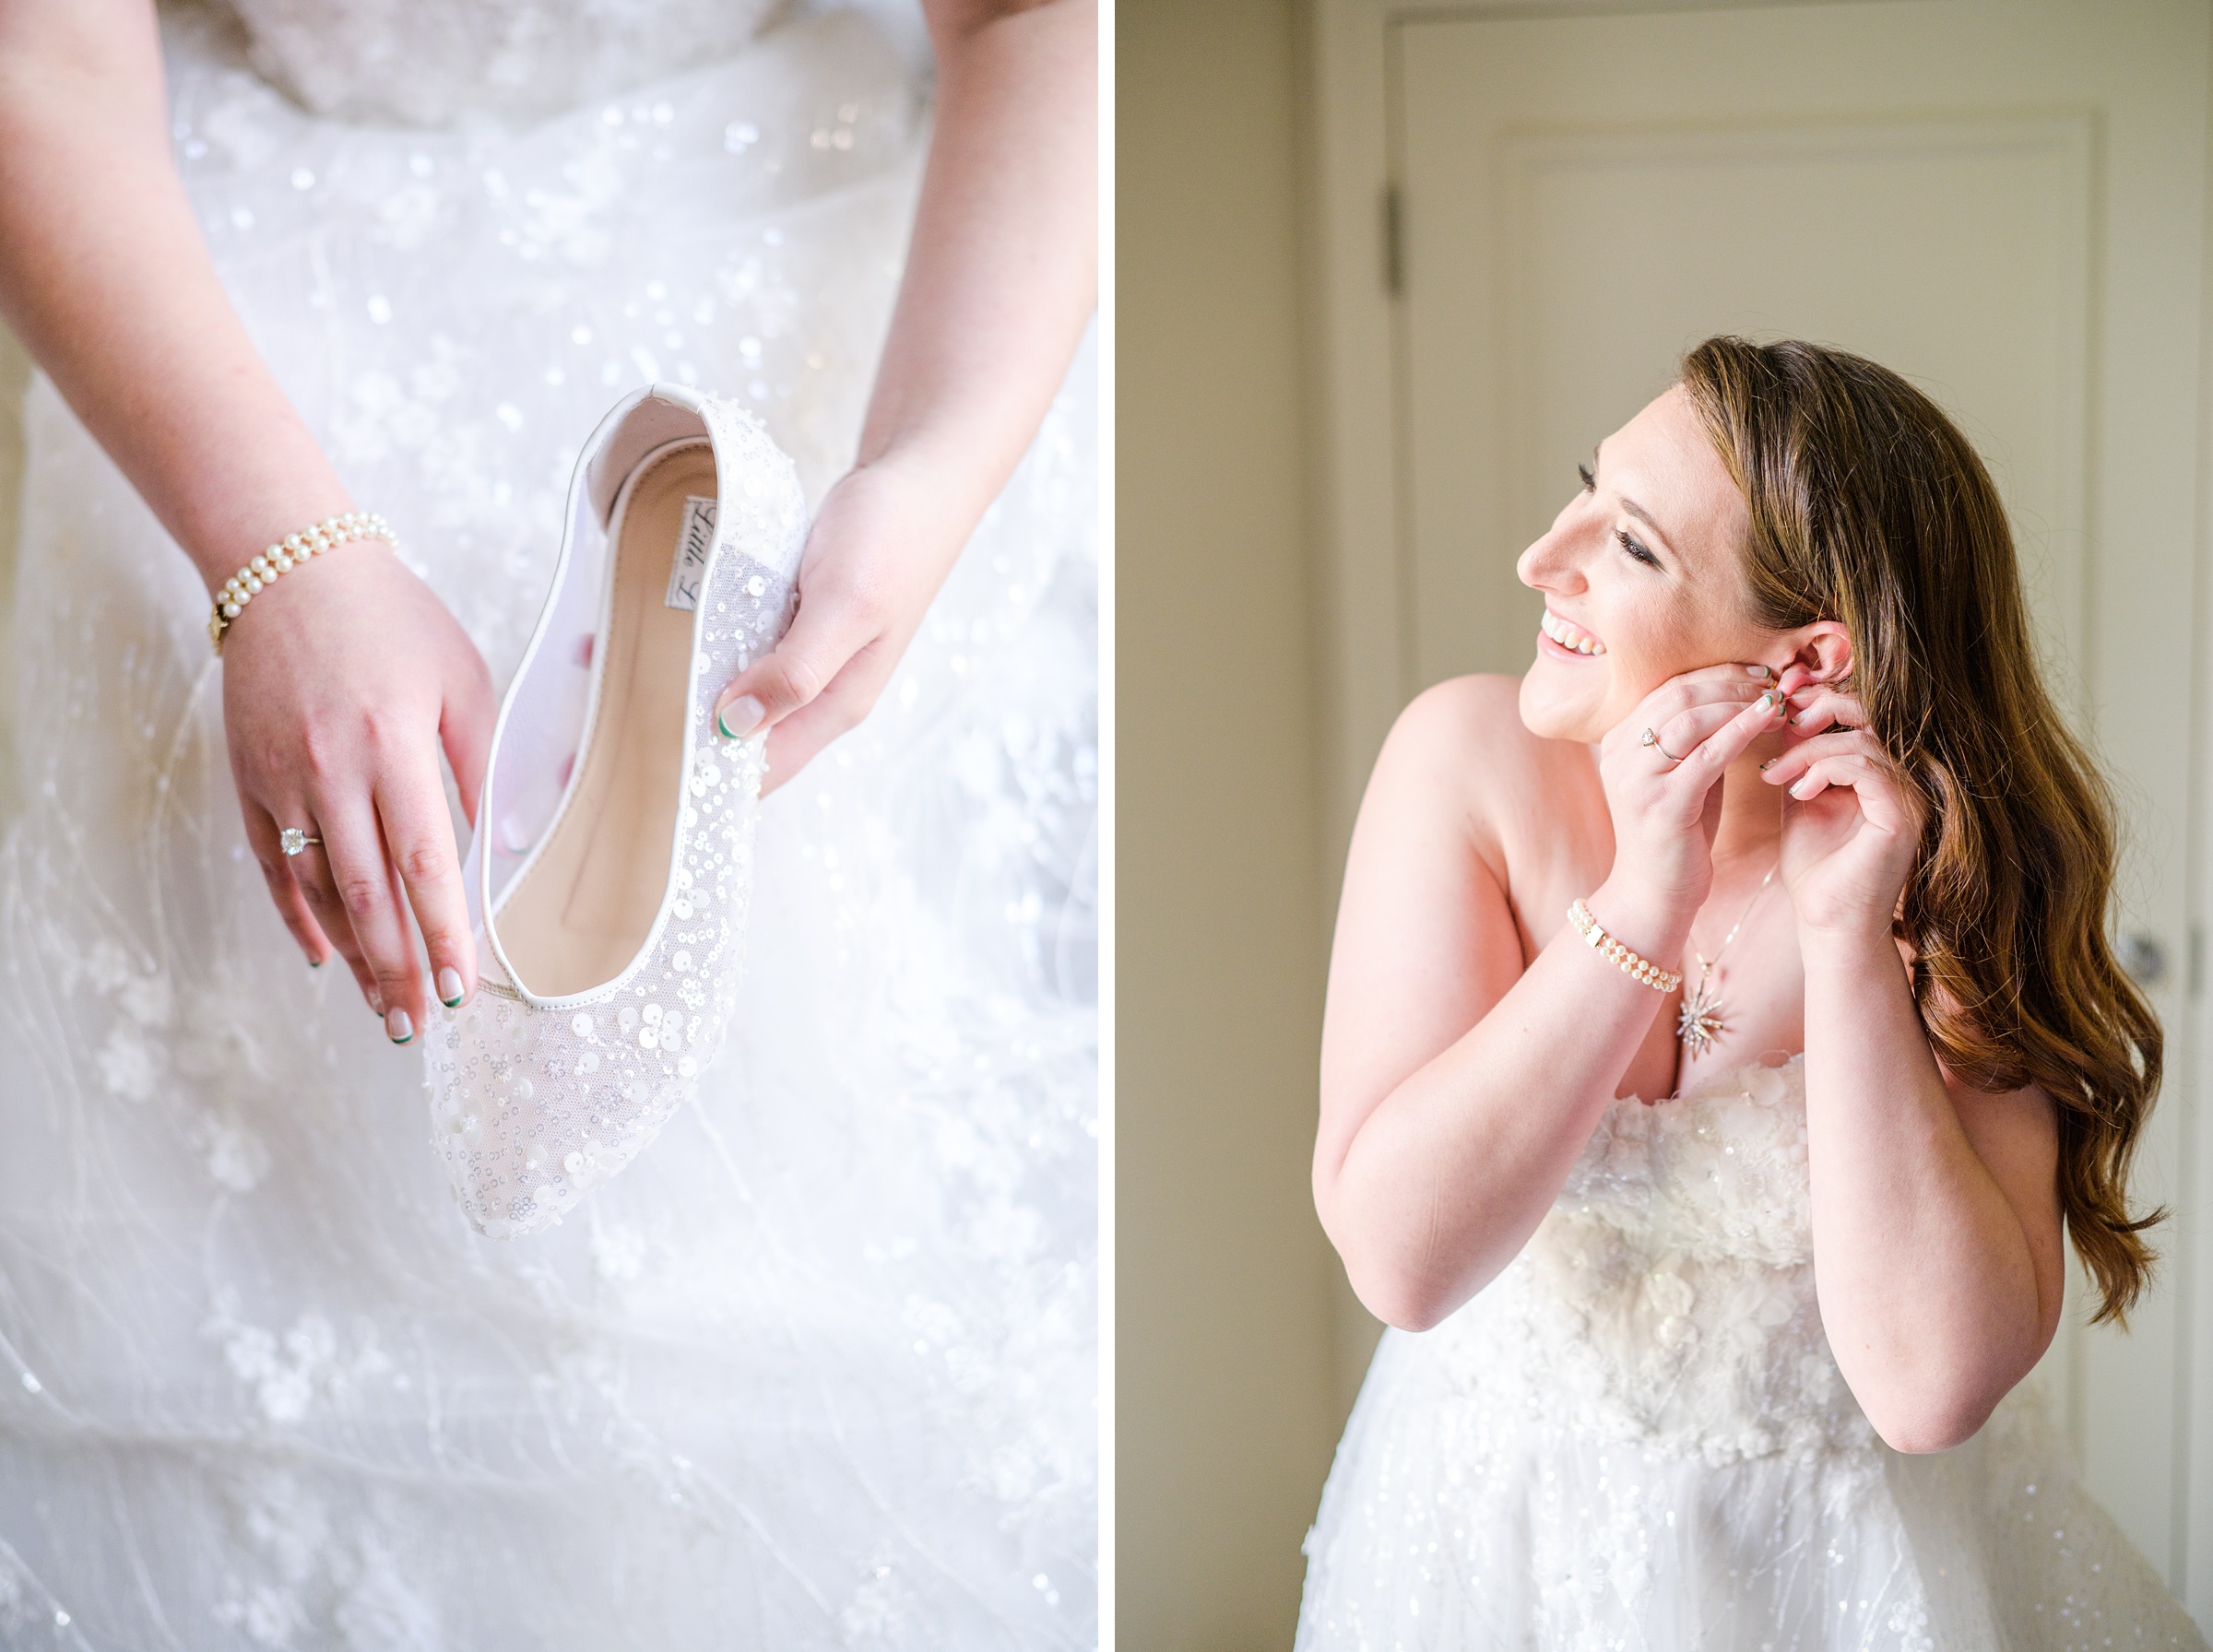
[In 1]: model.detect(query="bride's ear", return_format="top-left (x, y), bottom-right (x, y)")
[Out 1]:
top-left (1789, 620), bottom-right (1852, 683)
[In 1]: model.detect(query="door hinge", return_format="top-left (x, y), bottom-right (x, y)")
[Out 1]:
top-left (1383, 183), bottom-right (1404, 299)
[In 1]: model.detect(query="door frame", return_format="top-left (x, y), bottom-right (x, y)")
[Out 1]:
top-left (1298, 0), bottom-right (2213, 1610)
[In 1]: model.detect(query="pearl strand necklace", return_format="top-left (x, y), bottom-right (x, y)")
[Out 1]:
top-left (207, 511), bottom-right (398, 655)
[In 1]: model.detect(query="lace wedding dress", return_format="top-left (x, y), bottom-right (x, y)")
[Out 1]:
top-left (0, 2), bottom-right (1095, 1646)
top-left (1297, 1057), bottom-right (2208, 1650)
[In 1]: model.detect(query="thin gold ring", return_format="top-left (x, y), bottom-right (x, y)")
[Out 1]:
top-left (279, 827), bottom-right (323, 856)
top-left (1640, 726), bottom-right (1686, 765)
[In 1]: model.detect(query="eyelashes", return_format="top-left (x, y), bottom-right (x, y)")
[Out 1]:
top-left (1615, 527), bottom-right (1661, 569)
top-left (1577, 462), bottom-right (1661, 568)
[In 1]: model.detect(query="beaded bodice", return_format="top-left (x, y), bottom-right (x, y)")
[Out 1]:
top-left (207, 0), bottom-right (791, 126)
top-left (1432, 1056), bottom-right (1874, 1465)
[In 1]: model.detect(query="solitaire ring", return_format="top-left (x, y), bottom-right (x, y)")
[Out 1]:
top-left (1640, 726), bottom-right (1686, 765)
top-left (279, 827), bottom-right (323, 856)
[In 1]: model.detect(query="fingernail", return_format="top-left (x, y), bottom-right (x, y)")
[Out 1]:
top-left (308, 954), bottom-right (323, 969)
top-left (716, 694), bottom-right (764, 740)
top-left (385, 1008), bottom-right (414, 1044)
top-left (368, 988), bottom-right (384, 1016)
top-left (1760, 757), bottom-right (1777, 771)
top-left (437, 966), bottom-right (464, 1008)
top-left (1746, 664), bottom-right (1772, 678)
top-left (1790, 777), bottom-right (1817, 799)
top-left (1757, 690), bottom-right (1777, 712)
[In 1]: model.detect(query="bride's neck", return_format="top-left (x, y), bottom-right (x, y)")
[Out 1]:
top-left (1708, 756), bottom-right (1785, 884)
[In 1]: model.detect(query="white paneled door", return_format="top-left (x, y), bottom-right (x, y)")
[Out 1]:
top-left (1308, 0), bottom-right (2212, 1613)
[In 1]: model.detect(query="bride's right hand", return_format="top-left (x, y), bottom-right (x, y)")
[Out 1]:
top-left (218, 537), bottom-right (496, 1042)
top-left (1594, 665), bottom-right (1785, 916)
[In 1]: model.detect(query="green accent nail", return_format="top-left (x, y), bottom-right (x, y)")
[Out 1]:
top-left (441, 992), bottom-right (463, 1009)
top-left (391, 1032), bottom-right (414, 1044)
top-left (716, 707), bottom-right (737, 740)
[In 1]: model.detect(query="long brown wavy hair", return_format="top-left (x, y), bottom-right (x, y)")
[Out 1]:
top-left (1679, 335), bottom-right (2164, 1327)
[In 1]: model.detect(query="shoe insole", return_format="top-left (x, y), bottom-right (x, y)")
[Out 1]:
top-left (493, 442), bottom-right (714, 997)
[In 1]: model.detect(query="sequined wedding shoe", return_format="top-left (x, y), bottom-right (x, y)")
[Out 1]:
top-left (423, 385), bottom-right (804, 1238)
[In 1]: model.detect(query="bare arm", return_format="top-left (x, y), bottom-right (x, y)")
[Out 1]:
top-left (0, 1), bottom-right (495, 1040)
top-left (1769, 679), bottom-right (2065, 1452)
top-left (1316, 671), bottom-right (1775, 1328)
top-left (713, 0), bottom-right (1097, 783)
top-left (0, 1), bottom-right (347, 589)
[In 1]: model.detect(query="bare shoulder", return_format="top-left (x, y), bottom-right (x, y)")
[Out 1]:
top-left (1329, 678), bottom-right (1549, 1130)
top-left (1373, 673), bottom-right (1585, 842)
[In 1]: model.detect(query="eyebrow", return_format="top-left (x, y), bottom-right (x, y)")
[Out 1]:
top-left (1592, 444), bottom-right (1678, 562)
top-left (1619, 496), bottom-right (1673, 550)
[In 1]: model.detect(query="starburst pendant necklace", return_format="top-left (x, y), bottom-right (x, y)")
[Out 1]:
top-left (1677, 861), bottom-right (1780, 1058)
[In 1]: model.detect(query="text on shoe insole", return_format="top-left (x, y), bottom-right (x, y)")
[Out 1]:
top-left (665, 495), bottom-right (716, 611)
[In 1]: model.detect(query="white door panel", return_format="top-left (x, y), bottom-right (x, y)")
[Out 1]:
top-left (1424, 112), bottom-right (2094, 695)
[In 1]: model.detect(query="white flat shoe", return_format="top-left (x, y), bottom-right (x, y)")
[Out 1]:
top-left (423, 384), bottom-right (804, 1238)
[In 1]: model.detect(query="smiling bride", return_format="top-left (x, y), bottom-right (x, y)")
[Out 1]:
top-left (1297, 336), bottom-right (2208, 1646)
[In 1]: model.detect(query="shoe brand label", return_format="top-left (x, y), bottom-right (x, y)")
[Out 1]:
top-left (665, 496), bottom-right (716, 611)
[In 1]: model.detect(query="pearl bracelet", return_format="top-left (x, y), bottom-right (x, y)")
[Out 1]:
top-left (1566, 898), bottom-right (1683, 993)
top-left (207, 511), bottom-right (398, 655)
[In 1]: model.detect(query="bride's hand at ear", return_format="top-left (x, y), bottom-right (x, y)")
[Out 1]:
top-left (1593, 664), bottom-right (1787, 918)
top-left (1761, 674), bottom-right (1926, 939)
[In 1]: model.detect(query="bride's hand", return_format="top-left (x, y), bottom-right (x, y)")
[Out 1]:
top-left (1597, 664), bottom-right (1788, 914)
top-left (1760, 678), bottom-right (1925, 939)
top-left (219, 539), bottom-right (495, 1040)
top-left (704, 0), bottom-right (1095, 793)
top-left (710, 454), bottom-right (966, 795)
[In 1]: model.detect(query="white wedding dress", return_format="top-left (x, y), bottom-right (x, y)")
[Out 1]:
top-left (0, 2), bottom-right (1096, 1646)
top-left (1297, 1057), bottom-right (2208, 1650)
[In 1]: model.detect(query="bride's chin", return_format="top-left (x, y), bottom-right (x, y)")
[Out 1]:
top-left (1517, 672), bottom-right (1608, 744)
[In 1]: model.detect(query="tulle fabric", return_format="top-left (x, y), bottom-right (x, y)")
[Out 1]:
top-left (1296, 1058), bottom-right (2207, 1651)
top-left (0, 4), bottom-right (1095, 1646)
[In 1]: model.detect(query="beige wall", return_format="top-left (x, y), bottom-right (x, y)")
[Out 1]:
top-left (1118, 1), bottom-right (1346, 1646)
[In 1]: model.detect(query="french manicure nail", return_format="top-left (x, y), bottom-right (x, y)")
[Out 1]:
top-left (1760, 758), bottom-right (1777, 771)
top-left (1746, 664), bottom-right (1772, 678)
top-left (368, 988), bottom-right (384, 1016)
top-left (437, 966), bottom-right (464, 1008)
top-left (1790, 777), bottom-right (1817, 799)
top-left (385, 1008), bottom-right (414, 1044)
top-left (716, 694), bottom-right (764, 740)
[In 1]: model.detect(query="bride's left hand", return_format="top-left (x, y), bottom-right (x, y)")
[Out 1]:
top-left (1761, 672), bottom-right (1926, 939)
top-left (704, 0), bottom-right (1096, 793)
top-left (709, 454), bottom-right (968, 795)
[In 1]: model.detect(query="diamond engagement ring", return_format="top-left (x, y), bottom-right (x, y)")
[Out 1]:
top-left (1640, 726), bottom-right (1686, 765)
top-left (279, 827), bottom-right (323, 856)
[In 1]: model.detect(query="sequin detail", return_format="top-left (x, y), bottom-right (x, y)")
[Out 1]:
top-left (422, 395), bottom-right (801, 1238)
